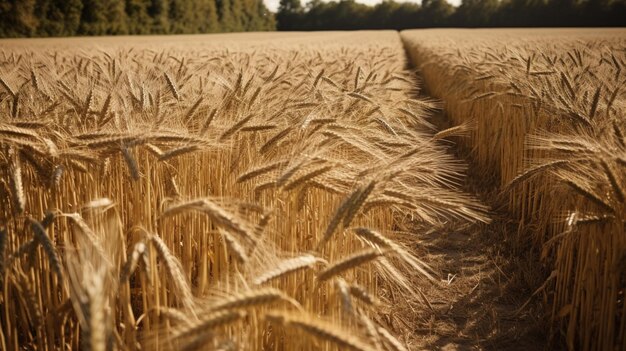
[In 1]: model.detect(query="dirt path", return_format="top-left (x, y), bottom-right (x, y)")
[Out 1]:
top-left (401, 38), bottom-right (551, 350)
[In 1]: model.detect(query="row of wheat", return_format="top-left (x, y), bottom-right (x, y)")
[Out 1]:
top-left (401, 28), bottom-right (626, 351)
top-left (0, 32), bottom-right (487, 350)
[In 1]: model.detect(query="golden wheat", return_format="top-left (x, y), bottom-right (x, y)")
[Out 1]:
top-left (0, 32), bottom-right (489, 351)
top-left (402, 28), bottom-right (626, 351)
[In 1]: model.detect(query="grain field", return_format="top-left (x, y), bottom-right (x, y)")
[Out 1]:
top-left (0, 31), bottom-right (488, 351)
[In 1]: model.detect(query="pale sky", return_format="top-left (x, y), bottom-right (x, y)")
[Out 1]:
top-left (264, 0), bottom-right (462, 13)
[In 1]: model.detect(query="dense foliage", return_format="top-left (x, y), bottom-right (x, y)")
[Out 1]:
top-left (1, 0), bottom-right (624, 38)
top-left (277, 0), bottom-right (626, 30)
top-left (0, 0), bottom-right (275, 37)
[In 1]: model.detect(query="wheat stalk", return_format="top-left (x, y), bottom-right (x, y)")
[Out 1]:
top-left (149, 232), bottom-right (195, 311)
top-left (8, 148), bottom-right (25, 214)
top-left (164, 72), bottom-right (181, 101)
top-left (317, 248), bottom-right (385, 282)
top-left (170, 310), bottom-right (246, 341)
top-left (600, 158), bottom-right (625, 203)
top-left (28, 217), bottom-right (63, 278)
top-left (0, 227), bottom-right (7, 279)
top-left (120, 241), bottom-right (147, 282)
top-left (218, 228), bottom-right (248, 264)
top-left (254, 255), bottom-right (320, 285)
top-left (353, 227), bottom-right (436, 281)
top-left (342, 181), bottom-right (376, 228)
top-left (159, 145), bottom-right (200, 162)
top-left (207, 287), bottom-right (295, 312)
top-left (259, 126), bottom-right (292, 154)
top-left (377, 327), bottom-right (408, 351)
top-left (265, 311), bottom-right (377, 351)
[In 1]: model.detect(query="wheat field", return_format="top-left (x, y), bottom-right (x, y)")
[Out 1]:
top-left (0, 31), bottom-right (491, 351)
top-left (1, 28), bottom-right (624, 351)
top-left (402, 28), bottom-right (626, 351)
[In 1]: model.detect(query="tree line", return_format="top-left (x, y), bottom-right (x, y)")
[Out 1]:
top-left (2, 0), bottom-right (623, 37)
top-left (277, 0), bottom-right (626, 30)
top-left (0, 0), bottom-right (275, 37)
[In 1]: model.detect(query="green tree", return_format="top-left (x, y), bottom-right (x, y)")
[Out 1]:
top-left (108, 0), bottom-right (128, 34)
top-left (148, 0), bottom-right (169, 33)
top-left (125, 0), bottom-right (152, 34)
top-left (194, 0), bottom-right (219, 32)
top-left (328, 0), bottom-right (370, 29)
top-left (217, 0), bottom-right (235, 31)
top-left (79, 0), bottom-right (127, 35)
top-left (230, 0), bottom-right (245, 32)
top-left (2, 0), bottom-right (624, 37)
top-left (260, 1), bottom-right (276, 30)
top-left (419, 0), bottom-right (454, 27)
top-left (454, 0), bottom-right (499, 27)
top-left (389, 2), bottom-right (421, 29)
top-left (35, 0), bottom-right (83, 36)
top-left (168, 0), bottom-right (194, 33)
top-left (301, 0), bottom-right (330, 30)
top-left (276, 0), bottom-right (303, 30)
top-left (79, 0), bottom-right (108, 34)
top-left (0, 0), bottom-right (38, 37)
top-left (241, 0), bottom-right (257, 31)
top-left (370, 1), bottom-right (401, 29)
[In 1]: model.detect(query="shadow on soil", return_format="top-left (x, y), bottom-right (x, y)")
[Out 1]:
top-left (399, 64), bottom-right (561, 350)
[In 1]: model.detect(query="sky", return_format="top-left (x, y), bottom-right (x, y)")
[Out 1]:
top-left (264, 0), bottom-right (462, 12)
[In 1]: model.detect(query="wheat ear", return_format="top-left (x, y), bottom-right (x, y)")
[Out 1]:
top-left (254, 255), bottom-right (320, 285)
top-left (265, 311), bottom-right (376, 351)
top-left (150, 233), bottom-right (195, 311)
top-left (208, 287), bottom-right (297, 312)
top-left (28, 217), bottom-right (63, 278)
top-left (317, 248), bottom-right (385, 282)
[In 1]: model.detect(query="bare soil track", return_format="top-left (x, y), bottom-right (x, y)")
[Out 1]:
top-left (402, 83), bottom-right (551, 350)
